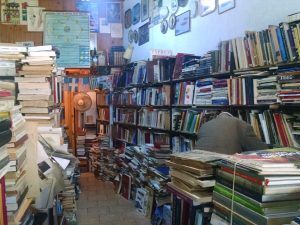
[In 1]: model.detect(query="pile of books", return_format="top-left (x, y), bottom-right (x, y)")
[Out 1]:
top-left (118, 144), bottom-right (171, 214)
top-left (5, 106), bottom-right (30, 224)
top-left (166, 150), bottom-right (223, 225)
top-left (16, 45), bottom-right (57, 125)
top-left (181, 53), bottom-right (212, 77)
top-left (212, 148), bottom-right (300, 225)
top-left (277, 67), bottom-right (300, 103)
top-left (212, 79), bottom-right (228, 105)
top-left (254, 76), bottom-right (279, 104)
top-left (138, 108), bottom-right (170, 130)
top-left (193, 78), bottom-right (214, 105)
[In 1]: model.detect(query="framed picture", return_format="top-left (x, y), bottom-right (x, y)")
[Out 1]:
top-left (199, 0), bottom-right (216, 17)
top-left (175, 10), bottom-right (190, 36)
top-left (218, 0), bottom-right (235, 14)
top-left (125, 9), bottom-right (132, 29)
top-left (138, 22), bottom-right (149, 46)
top-left (106, 2), bottom-right (121, 23)
top-left (178, 0), bottom-right (188, 7)
top-left (141, 0), bottom-right (149, 21)
top-left (132, 3), bottom-right (141, 25)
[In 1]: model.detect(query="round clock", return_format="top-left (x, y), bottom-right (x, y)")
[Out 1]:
top-left (128, 30), bottom-right (134, 43)
top-left (170, 0), bottom-right (179, 14)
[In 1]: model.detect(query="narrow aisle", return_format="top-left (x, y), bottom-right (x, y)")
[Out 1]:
top-left (76, 173), bottom-right (152, 225)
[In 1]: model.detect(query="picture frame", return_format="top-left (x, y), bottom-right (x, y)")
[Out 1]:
top-left (138, 22), bottom-right (149, 46)
top-left (125, 9), bottom-right (132, 29)
top-left (175, 10), bottom-right (190, 36)
top-left (106, 2), bottom-right (121, 23)
top-left (141, 0), bottom-right (149, 22)
top-left (132, 3), bottom-right (141, 25)
top-left (199, 0), bottom-right (216, 17)
top-left (218, 0), bottom-right (235, 14)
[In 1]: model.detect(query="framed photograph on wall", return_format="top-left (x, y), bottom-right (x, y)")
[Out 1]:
top-left (106, 2), bottom-right (121, 23)
top-left (125, 9), bottom-right (132, 29)
top-left (199, 0), bottom-right (216, 17)
top-left (132, 3), bottom-right (141, 25)
top-left (138, 22), bottom-right (149, 46)
top-left (141, 0), bottom-right (149, 21)
top-left (175, 10), bottom-right (190, 36)
top-left (218, 0), bottom-right (235, 14)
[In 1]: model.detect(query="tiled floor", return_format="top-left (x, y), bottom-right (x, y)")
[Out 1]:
top-left (76, 173), bottom-right (152, 225)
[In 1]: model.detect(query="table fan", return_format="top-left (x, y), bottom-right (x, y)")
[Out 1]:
top-left (73, 92), bottom-right (92, 129)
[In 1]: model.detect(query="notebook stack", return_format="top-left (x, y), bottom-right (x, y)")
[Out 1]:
top-left (193, 78), bottom-right (215, 105)
top-left (212, 79), bottom-right (229, 105)
top-left (254, 76), bottom-right (279, 104)
top-left (0, 44), bottom-right (26, 108)
top-left (16, 45), bottom-right (56, 125)
top-left (277, 67), bottom-right (300, 103)
top-left (5, 106), bottom-right (30, 224)
top-left (212, 148), bottom-right (300, 225)
top-left (166, 150), bottom-right (220, 204)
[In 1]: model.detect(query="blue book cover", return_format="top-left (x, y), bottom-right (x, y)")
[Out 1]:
top-left (276, 27), bottom-right (287, 61)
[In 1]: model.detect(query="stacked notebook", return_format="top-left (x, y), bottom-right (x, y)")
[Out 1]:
top-left (16, 45), bottom-right (56, 125)
top-left (212, 79), bottom-right (229, 105)
top-left (277, 67), bottom-right (300, 103)
top-left (5, 106), bottom-right (29, 224)
top-left (254, 76), bottom-right (279, 104)
top-left (212, 148), bottom-right (300, 225)
top-left (193, 78), bottom-right (215, 105)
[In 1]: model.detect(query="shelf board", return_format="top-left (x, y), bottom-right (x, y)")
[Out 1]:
top-left (97, 105), bottom-right (109, 108)
top-left (114, 105), bottom-right (141, 109)
top-left (137, 125), bottom-right (170, 133)
top-left (171, 130), bottom-right (198, 138)
top-left (113, 137), bottom-right (136, 145)
top-left (114, 122), bottom-right (137, 127)
top-left (97, 119), bottom-right (110, 123)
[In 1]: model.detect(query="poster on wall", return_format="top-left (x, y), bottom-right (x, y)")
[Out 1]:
top-left (141, 0), bottom-right (149, 22)
top-left (138, 22), bottom-right (149, 46)
top-left (175, 10), bottom-right (190, 36)
top-left (106, 2), bottom-right (121, 23)
top-left (44, 12), bottom-right (90, 68)
top-left (76, 0), bottom-right (99, 32)
top-left (27, 6), bottom-right (45, 31)
top-left (1, 0), bottom-right (38, 25)
top-left (149, 0), bottom-right (164, 28)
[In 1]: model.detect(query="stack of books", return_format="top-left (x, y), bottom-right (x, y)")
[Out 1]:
top-left (89, 143), bottom-right (101, 177)
top-left (115, 108), bottom-right (136, 124)
top-left (212, 79), bottom-right (229, 105)
top-left (277, 67), bottom-right (300, 103)
top-left (167, 150), bottom-right (223, 225)
top-left (181, 53), bottom-right (212, 77)
top-left (193, 78), bottom-right (215, 105)
top-left (138, 108), bottom-right (170, 130)
top-left (254, 76), bottom-right (279, 104)
top-left (16, 45), bottom-right (57, 125)
top-left (116, 126), bottom-right (137, 144)
top-left (5, 106), bottom-right (30, 224)
top-left (212, 148), bottom-right (300, 225)
top-left (173, 81), bottom-right (195, 105)
top-left (113, 88), bottom-right (137, 105)
top-left (136, 85), bottom-right (171, 106)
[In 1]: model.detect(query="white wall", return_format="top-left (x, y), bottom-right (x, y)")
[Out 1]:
top-left (123, 0), bottom-right (300, 62)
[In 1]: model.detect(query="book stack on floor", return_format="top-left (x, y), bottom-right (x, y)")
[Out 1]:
top-left (76, 131), bottom-right (87, 172)
top-left (16, 45), bottom-right (57, 126)
top-left (5, 106), bottom-right (31, 225)
top-left (84, 125), bottom-right (97, 172)
top-left (89, 143), bottom-right (101, 177)
top-left (166, 150), bottom-right (223, 225)
top-left (212, 147), bottom-right (300, 225)
top-left (118, 144), bottom-right (171, 218)
top-left (277, 67), bottom-right (300, 103)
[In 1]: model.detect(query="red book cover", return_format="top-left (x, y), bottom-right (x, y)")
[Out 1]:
top-left (120, 174), bottom-right (131, 200)
top-left (244, 38), bottom-right (253, 67)
top-left (221, 166), bottom-right (265, 186)
top-left (172, 53), bottom-right (185, 79)
top-left (0, 177), bottom-right (7, 225)
top-left (273, 113), bottom-right (289, 146)
top-left (180, 200), bottom-right (190, 225)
